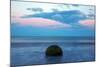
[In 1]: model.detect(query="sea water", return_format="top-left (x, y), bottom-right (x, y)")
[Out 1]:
top-left (11, 37), bottom-right (95, 66)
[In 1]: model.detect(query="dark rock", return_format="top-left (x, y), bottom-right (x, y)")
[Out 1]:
top-left (46, 45), bottom-right (63, 56)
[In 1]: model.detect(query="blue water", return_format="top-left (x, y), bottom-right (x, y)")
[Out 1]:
top-left (11, 37), bottom-right (95, 66)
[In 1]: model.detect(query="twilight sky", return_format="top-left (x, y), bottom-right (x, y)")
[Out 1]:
top-left (11, 1), bottom-right (95, 36)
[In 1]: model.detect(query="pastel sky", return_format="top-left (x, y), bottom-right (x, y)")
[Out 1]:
top-left (11, 1), bottom-right (95, 36)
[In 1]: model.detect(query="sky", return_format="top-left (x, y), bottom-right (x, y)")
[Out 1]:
top-left (11, 1), bottom-right (95, 36)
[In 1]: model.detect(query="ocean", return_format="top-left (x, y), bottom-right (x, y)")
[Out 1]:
top-left (11, 36), bottom-right (95, 66)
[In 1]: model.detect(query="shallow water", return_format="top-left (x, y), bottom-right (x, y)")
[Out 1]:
top-left (11, 37), bottom-right (95, 66)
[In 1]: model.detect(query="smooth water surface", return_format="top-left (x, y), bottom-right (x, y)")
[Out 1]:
top-left (11, 37), bottom-right (95, 66)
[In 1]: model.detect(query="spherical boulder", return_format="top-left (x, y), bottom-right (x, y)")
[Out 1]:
top-left (46, 45), bottom-right (63, 56)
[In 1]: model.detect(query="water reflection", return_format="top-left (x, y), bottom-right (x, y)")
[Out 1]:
top-left (45, 56), bottom-right (62, 64)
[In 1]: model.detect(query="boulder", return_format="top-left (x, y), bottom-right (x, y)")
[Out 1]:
top-left (46, 45), bottom-right (63, 56)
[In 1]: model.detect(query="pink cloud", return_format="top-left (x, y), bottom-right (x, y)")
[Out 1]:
top-left (11, 16), bottom-right (20, 23)
top-left (13, 17), bottom-right (71, 29)
top-left (79, 19), bottom-right (95, 27)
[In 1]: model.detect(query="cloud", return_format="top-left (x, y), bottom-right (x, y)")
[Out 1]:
top-left (12, 17), bottom-right (71, 29)
top-left (79, 19), bottom-right (95, 28)
top-left (27, 8), bottom-right (43, 12)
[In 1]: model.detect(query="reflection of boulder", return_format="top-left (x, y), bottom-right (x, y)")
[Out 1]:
top-left (46, 56), bottom-right (62, 64)
top-left (46, 45), bottom-right (63, 56)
